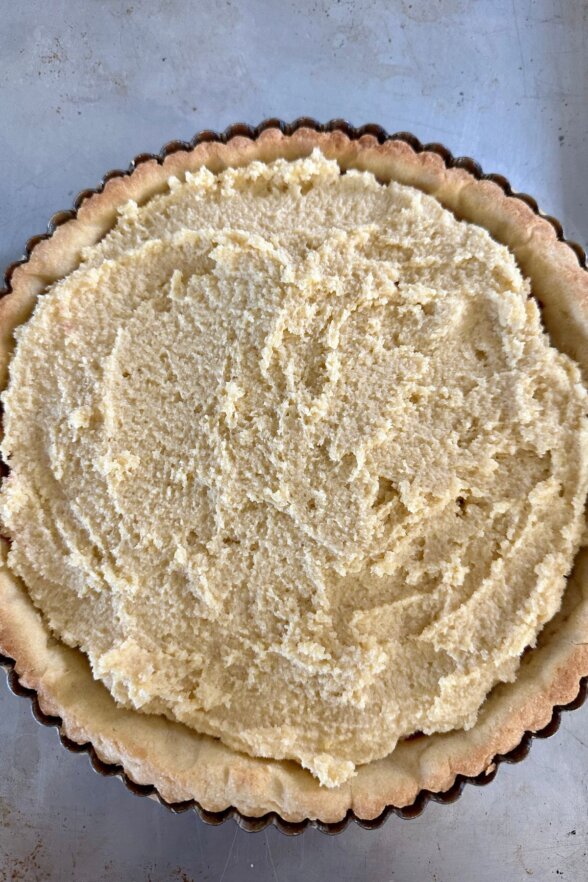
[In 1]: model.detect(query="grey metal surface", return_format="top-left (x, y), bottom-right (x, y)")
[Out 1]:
top-left (1, 1), bottom-right (587, 879)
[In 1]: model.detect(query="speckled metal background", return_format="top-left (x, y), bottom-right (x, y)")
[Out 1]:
top-left (1, 1), bottom-right (587, 878)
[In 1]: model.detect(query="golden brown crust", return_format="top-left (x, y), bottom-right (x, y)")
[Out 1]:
top-left (1, 127), bottom-right (587, 823)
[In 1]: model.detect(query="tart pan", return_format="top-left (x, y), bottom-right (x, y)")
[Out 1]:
top-left (1, 118), bottom-right (587, 834)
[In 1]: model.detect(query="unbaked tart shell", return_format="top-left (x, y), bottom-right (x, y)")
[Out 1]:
top-left (1, 119), bottom-right (587, 833)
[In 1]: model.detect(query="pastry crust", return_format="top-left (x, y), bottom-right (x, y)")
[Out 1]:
top-left (1, 126), bottom-right (587, 823)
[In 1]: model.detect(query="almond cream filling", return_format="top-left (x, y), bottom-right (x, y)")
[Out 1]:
top-left (2, 151), bottom-right (587, 787)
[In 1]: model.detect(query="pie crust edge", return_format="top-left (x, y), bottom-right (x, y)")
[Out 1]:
top-left (1, 126), bottom-right (587, 824)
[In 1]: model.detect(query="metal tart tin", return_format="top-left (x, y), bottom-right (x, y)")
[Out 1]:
top-left (1, 118), bottom-right (586, 834)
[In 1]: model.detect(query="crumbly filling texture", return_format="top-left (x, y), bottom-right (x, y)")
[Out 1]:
top-left (2, 151), bottom-right (587, 787)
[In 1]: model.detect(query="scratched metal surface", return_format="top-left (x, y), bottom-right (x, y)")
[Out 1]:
top-left (1, 1), bottom-right (587, 879)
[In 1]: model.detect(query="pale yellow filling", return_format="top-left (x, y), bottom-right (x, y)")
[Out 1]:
top-left (2, 151), bottom-right (588, 787)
